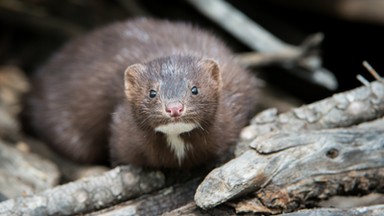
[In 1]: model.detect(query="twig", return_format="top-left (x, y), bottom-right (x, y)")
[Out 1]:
top-left (356, 74), bottom-right (370, 87)
top-left (363, 61), bottom-right (384, 82)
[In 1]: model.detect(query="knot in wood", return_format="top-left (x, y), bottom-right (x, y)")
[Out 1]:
top-left (326, 148), bottom-right (339, 159)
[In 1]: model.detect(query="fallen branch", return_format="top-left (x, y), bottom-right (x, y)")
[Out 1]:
top-left (240, 80), bottom-right (384, 142)
top-left (195, 124), bottom-right (384, 213)
top-left (0, 165), bottom-right (165, 215)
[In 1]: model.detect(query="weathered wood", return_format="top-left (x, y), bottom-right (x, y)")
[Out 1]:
top-left (196, 80), bottom-right (384, 212)
top-left (0, 165), bottom-right (165, 215)
top-left (0, 140), bottom-right (59, 201)
top-left (240, 80), bottom-right (384, 142)
top-left (195, 123), bottom-right (384, 213)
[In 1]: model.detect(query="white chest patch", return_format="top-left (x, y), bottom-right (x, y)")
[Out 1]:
top-left (155, 122), bottom-right (197, 165)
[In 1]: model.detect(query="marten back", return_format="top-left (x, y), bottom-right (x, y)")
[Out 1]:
top-left (27, 18), bottom-right (261, 166)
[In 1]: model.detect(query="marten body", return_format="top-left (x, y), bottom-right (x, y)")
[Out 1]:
top-left (27, 18), bottom-right (261, 168)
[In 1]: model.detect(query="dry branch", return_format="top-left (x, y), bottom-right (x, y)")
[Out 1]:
top-left (240, 80), bottom-right (384, 143)
top-left (186, 0), bottom-right (337, 90)
top-left (0, 166), bottom-right (165, 215)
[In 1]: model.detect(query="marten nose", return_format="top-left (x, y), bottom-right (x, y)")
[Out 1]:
top-left (166, 102), bottom-right (184, 117)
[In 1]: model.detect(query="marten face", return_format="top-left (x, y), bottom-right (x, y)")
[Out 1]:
top-left (124, 55), bottom-right (221, 131)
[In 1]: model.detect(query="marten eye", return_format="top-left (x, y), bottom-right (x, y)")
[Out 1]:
top-left (191, 86), bottom-right (198, 95)
top-left (149, 90), bottom-right (157, 98)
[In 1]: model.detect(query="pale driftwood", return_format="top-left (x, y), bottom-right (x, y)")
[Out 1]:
top-left (0, 140), bottom-right (59, 201)
top-left (195, 122), bottom-right (384, 213)
top-left (90, 178), bottom-right (201, 216)
top-left (186, 0), bottom-right (337, 90)
top-left (0, 165), bottom-right (165, 215)
top-left (240, 80), bottom-right (384, 142)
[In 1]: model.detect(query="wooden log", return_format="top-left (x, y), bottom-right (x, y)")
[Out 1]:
top-left (240, 80), bottom-right (384, 142)
top-left (0, 165), bottom-right (165, 215)
top-left (195, 122), bottom-right (384, 213)
top-left (195, 80), bottom-right (384, 213)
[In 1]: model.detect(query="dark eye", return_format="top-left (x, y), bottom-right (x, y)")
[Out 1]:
top-left (149, 90), bottom-right (157, 98)
top-left (191, 86), bottom-right (198, 95)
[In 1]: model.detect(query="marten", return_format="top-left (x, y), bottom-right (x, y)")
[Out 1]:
top-left (26, 18), bottom-right (261, 168)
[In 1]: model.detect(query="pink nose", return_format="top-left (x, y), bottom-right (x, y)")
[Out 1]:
top-left (166, 102), bottom-right (184, 117)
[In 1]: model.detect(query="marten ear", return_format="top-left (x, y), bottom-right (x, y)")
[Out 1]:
top-left (198, 58), bottom-right (221, 86)
top-left (124, 63), bottom-right (146, 97)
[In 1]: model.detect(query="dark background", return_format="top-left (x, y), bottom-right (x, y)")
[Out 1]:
top-left (1, 0), bottom-right (383, 103)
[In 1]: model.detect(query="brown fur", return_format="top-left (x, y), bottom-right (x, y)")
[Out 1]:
top-left (26, 18), bottom-right (261, 168)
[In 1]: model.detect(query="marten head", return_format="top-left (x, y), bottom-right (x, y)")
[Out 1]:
top-left (124, 55), bottom-right (221, 132)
